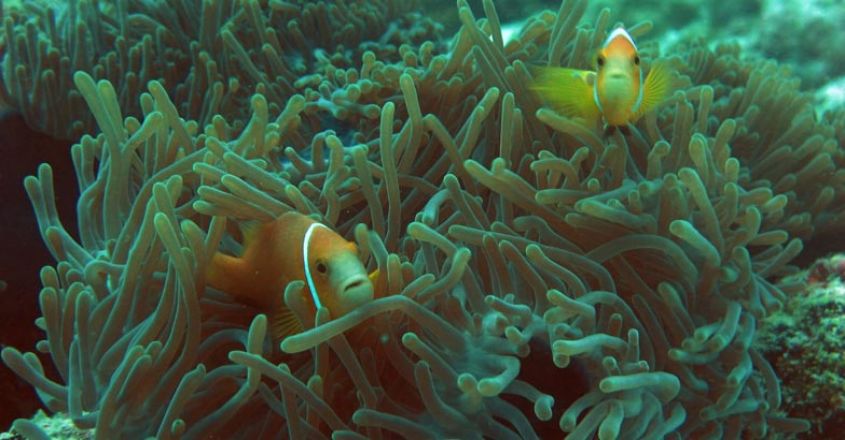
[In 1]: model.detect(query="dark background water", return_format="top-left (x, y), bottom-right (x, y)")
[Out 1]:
top-left (0, 113), bottom-right (76, 427)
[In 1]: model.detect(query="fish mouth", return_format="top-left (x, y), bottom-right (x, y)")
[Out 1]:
top-left (335, 274), bottom-right (374, 314)
top-left (340, 275), bottom-right (371, 295)
top-left (326, 251), bottom-right (375, 315)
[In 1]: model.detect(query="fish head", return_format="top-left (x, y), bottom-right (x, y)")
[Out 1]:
top-left (303, 223), bottom-right (374, 317)
top-left (597, 27), bottom-right (641, 83)
top-left (595, 27), bottom-right (643, 122)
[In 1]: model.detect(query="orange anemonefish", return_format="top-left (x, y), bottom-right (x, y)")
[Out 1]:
top-left (206, 211), bottom-right (377, 339)
top-left (530, 27), bottom-right (674, 133)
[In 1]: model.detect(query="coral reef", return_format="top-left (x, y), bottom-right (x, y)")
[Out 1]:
top-left (816, 77), bottom-right (845, 116)
top-left (0, 112), bottom-right (77, 429)
top-left (3, 0), bottom-right (843, 438)
top-left (0, 410), bottom-right (92, 440)
top-left (756, 0), bottom-right (845, 89)
top-left (757, 254), bottom-right (845, 439)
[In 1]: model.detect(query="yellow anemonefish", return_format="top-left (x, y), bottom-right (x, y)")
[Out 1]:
top-left (530, 27), bottom-right (674, 133)
top-left (206, 211), bottom-right (377, 339)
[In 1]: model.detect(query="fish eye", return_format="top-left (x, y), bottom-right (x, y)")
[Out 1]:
top-left (597, 55), bottom-right (605, 67)
top-left (315, 260), bottom-right (328, 274)
top-left (634, 55), bottom-right (640, 65)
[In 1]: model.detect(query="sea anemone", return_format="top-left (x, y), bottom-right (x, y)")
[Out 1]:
top-left (4, 0), bottom-right (837, 438)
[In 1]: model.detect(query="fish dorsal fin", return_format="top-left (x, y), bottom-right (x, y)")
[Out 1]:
top-left (632, 59), bottom-right (674, 121)
top-left (529, 66), bottom-right (600, 127)
top-left (269, 303), bottom-right (304, 340)
top-left (302, 222), bottom-right (331, 309)
top-left (239, 220), bottom-right (261, 250)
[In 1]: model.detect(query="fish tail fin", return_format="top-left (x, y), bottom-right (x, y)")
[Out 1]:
top-left (206, 252), bottom-right (246, 295)
top-left (237, 220), bottom-right (262, 259)
top-left (269, 304), bottom-right (304, 340)
top-left (529, 66), bottom-right (600, 126)
top-left (207, 252), bottom-right (270, 308)
top-left (206, 220), bottom-right (261, 296)
top-left (633, 59), bottom-right (676, 121)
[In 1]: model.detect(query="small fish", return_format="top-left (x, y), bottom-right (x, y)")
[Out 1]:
top-left (207, 211), bottom-right (377, 339)
top-left (530, 27), bottom-right (674, 133)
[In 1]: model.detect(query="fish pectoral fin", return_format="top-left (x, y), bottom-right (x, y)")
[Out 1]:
top-left (633, 59), bottom-right (675, 121)
top-left (368, 269), bottom-right (380, 284)
top-left (529, 66), bottom-right (600, 125)
top-left (368, 269), bottom-right (389, 298)
top-left (270, 304), bottom-right (304, 340)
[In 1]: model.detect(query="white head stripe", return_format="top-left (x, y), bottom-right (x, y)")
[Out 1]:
top-left (593, 84), bottom-right (603, 113)
top-left (604, 28), bottom-right (637, 51)
top-left (302, 222), bottom-right (330, 309)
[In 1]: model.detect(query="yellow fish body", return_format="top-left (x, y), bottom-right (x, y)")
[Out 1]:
top-left (531, 27), bottom-right (673, 132)
top-left (207, 211), bottom-right (376, 339)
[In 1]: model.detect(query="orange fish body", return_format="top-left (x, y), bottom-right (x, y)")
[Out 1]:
top-left (530, 27), bottom-right (673, 131)
top-left (207, 211), bottom-right (375, 339)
